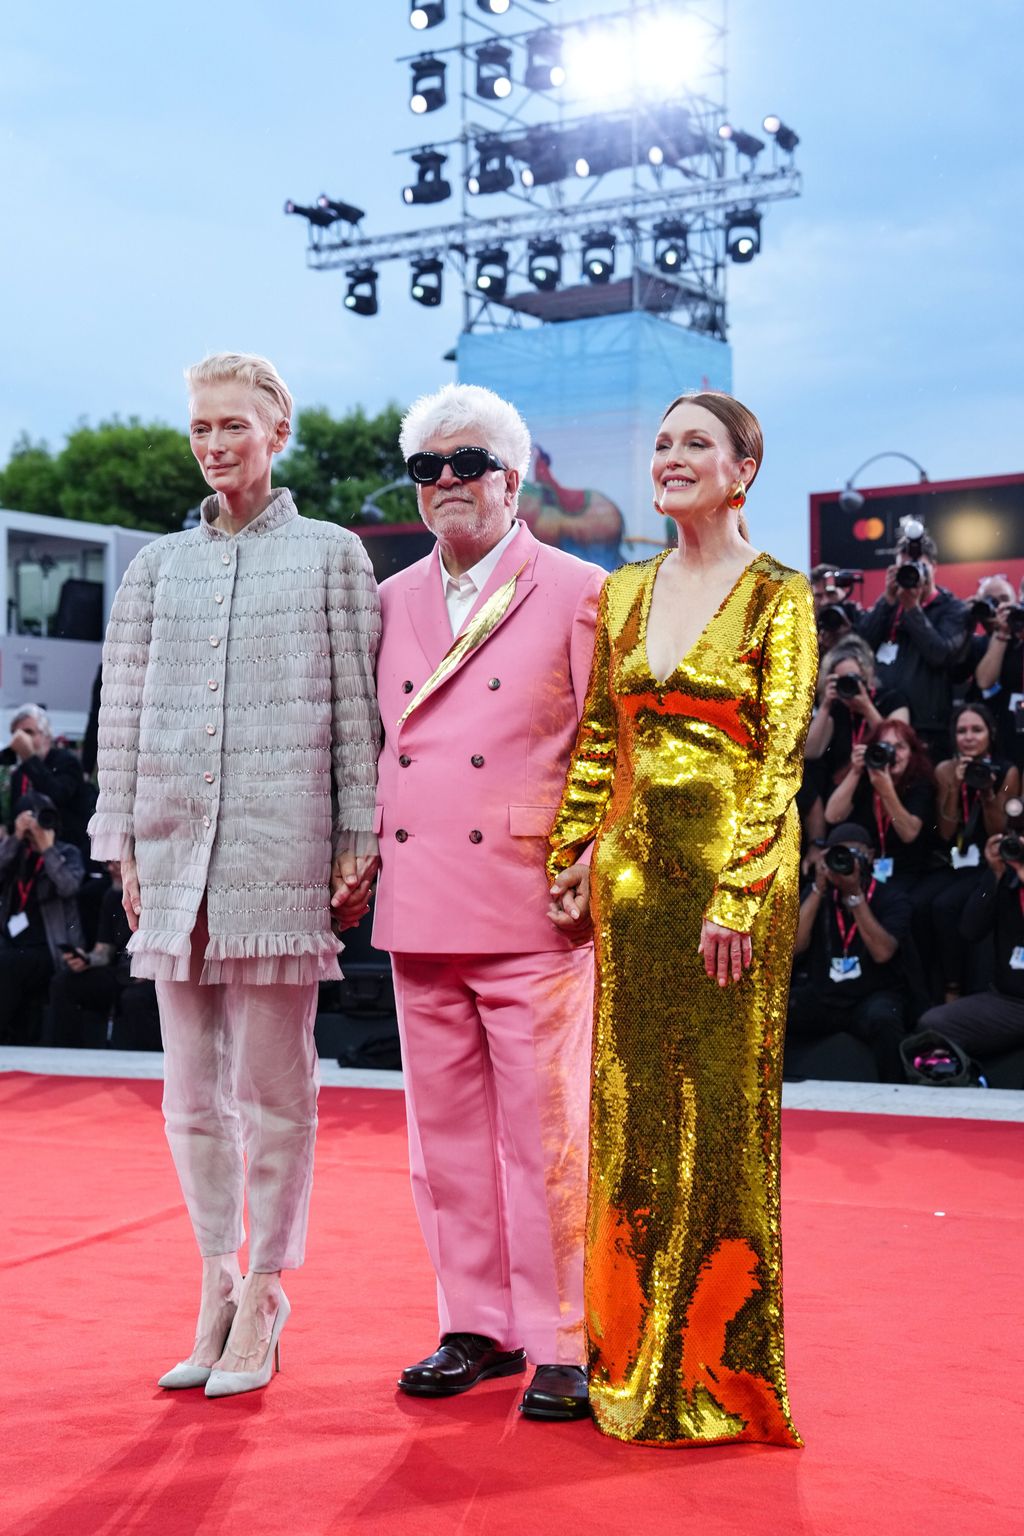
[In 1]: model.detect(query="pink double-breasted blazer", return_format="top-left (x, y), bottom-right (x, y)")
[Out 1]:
top-left (372, 523), bottom-right (604, 955)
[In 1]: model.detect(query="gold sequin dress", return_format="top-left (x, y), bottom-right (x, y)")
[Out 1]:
top-left (548, 550), bottom-right (817, 1448)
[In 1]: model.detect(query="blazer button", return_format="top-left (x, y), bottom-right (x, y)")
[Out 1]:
top-left (469, 829), bottom-right (483, 844)
top-left (471, 755), bottom-right (484, 768)
top-left (399, 754), bottom-right (411, 767)
top-left (488, 677), bottom-right (501, 690)
top-left (402, 680), bottom-right (414, 694)
top-left (395, 828), bottom-right (409, 843)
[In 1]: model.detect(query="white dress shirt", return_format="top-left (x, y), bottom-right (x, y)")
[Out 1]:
top-left (438, 521), bottom-right (520, 637)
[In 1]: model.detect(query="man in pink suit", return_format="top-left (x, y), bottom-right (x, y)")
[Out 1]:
top-left (366, 383), bottom-right (602, 1420)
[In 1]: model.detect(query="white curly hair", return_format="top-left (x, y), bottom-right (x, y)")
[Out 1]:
top-left (399, 383), bottom-right (531, 483)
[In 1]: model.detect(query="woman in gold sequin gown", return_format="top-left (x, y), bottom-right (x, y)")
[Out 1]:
top-left (548, 394), bottom-right (817, 1447)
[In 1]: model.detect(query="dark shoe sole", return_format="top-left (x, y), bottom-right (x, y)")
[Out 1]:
top-left (398, 1356), bottom-right (527, 1397)
top-left (518, 1398), bottom-right (593, 1421)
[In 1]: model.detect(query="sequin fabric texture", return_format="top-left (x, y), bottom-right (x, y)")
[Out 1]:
top-left (548, 550), bottom-right (817, 1447)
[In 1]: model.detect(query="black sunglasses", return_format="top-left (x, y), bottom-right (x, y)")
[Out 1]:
top-left (406, 446), bottom-right (507, 485)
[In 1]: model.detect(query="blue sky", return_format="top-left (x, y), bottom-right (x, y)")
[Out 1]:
top-left (4, 0), bottom-right (1022, 567)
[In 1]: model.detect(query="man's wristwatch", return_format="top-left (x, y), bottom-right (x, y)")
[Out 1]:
top-left (843, 893), bottom-right (864, 908)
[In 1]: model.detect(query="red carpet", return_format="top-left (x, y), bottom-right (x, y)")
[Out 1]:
top-left (2, 1071), bottom-right (1020, 1536)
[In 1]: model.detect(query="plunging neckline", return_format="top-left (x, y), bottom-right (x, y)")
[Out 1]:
top-left (642, 548), bottom-right (763, 685)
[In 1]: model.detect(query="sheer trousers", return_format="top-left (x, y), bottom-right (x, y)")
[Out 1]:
top-left (156, 906), bottom-right (321, 1272)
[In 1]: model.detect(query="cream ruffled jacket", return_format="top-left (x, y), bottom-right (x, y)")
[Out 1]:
top-left (89, 489), bottom-right (381, 985)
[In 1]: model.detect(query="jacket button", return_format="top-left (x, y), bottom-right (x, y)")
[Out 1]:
top-left (203, 816), bottom-right (211, 829)
top-left (221, 553), bottom-right (231, 565)
top-left (395, 828), bottom-right (409, 843)
top-left (209, 636), bottom-right (220, 647)
top-left (488, 677), bottom-right (501, 690)
top-left (399, 754), bottom-right (411, 767)
top-left (469, 829), bottom-right (483, 844)
top-left (204, 772), bottom-right (214, 784)
top-left (215, 593), bottom-right (224, 604)
top-left (471, 754), bottom-right (484, 768)
top-left (208, 680), bottom-right (218, 691)
top-left (206, 724), bottom-right (216, 735)
top-left (402, 680), bottom-right (414, 693)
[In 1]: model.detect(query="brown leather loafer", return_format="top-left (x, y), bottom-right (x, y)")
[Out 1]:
top-left (398, 1333), bottom-right (527, 1396)
top-left (519, 1364), bottom-right (591, 1421)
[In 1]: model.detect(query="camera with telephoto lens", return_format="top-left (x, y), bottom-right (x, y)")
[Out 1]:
top-left (864, 740), bottom-right (897, 771)
top-left (895, 561), bottom-right (924, 590)
top-left (835, 674), bottom-right (863, 701)
top-left (963, 758), bottom-right (998, 792)
top-left (967, 595), bottom-right (998, 627)
top-left (823, 569), bottom-right (864, 596)
top-left (0, 746), bottom-right (17, 767)
top-left (818, 603), bottom-right (850, 633)
top-left (998, 797), bottom-right (1024, 863)
top-left (1006, 606), bottom-right (1024, 638)
top-left (22, 805), bottom-right (59, 836)
top-left (823, 843), bottom-right (871, 878)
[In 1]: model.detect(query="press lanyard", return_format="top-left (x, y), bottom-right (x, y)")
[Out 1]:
top-left (15, 855), bottom-right (43, 914)
top-left (873, 794), bottom-right (891, 858)
top-left (833, 880), bottom-right (877, 952)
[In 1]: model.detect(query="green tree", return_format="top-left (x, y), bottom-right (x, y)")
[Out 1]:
top-left (0, 403), bottom-right (419, 532)
top-left (0, 435), bottom-right (64, 517)
top-left (57, 418), bottom-right (207, 533)
top-left (277, 404), bottom-right (418, 523)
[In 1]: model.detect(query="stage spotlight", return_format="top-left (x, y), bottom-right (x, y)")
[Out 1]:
top-left (525, 31), bottom-right (565, 91)
top-left (315, 195), bottom-right (365, 226)
top-left (476, 42), bottom-right (513, 100)
top-left (474, 247), bottom-right (509, 300)
top-left (519, 129), bottom-right (569, 189)
top-left (344, 266), bottom-right (378, 316)
top-left (284, 200), bottom-right (337, 229)
top-left (410, 54), bottom-right (446, 113)
top-left (763, 115), bottom-right (800, 152)
top-left (477, 0), bottom-right (510, 13)
top-left (581, 230), bottom-right (615, 284)
top-left (654, 219), bottom-right (688, 272)
top-left (402, 149), bottom-right (452, 205)
top-left (527, 239), bottom-right (562, 291)
top-left (409, 1), bottom-right (444, 27)
top-left (411, 256), bottom-right (443, 307)
top-left (468, 140), bottom-right (515, 195)
top-left (718, 124), bottom-right (764, 159)
top-left (725, 208), bottom-right (761, 263)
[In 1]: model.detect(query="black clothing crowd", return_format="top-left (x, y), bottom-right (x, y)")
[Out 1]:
top-left (7, 535), bottom-right (1024, 1088)
top-left (1, 705), bottom-right (159, 1051)
top-left (792, 548), bottom-right (1024, 1085)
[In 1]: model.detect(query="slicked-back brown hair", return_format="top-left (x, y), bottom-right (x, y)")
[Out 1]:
top-left (660, 391), bottom-right (764, 489)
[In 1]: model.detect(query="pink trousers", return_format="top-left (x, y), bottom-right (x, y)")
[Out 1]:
top-left (156, 915), bottom-right (320, 1273)
top-left (392, 948), bottom-right (593, 1365)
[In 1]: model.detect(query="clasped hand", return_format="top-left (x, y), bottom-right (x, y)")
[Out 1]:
top-left (330, 851), bottom-right (381, 932)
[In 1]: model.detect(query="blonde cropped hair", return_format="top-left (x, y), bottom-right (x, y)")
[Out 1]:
top-left (185, 352), bottom-right (293, 434)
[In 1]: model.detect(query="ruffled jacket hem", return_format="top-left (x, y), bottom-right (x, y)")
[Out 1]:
top-left (87, 813), bottom-right (135, 862)
top-left (127, 928), bottom-right (343, 987)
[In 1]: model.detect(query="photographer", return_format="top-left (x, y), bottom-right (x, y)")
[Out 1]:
top-left (911, 704), bottom-right (1020, 1002)
top-left (44, 861), bottom-right (160, 1050)
top-left (787, 822), bottom-right (911, 1082)
top-left (916, 830), bottom-right (1024, 1062)
top-left (4, 704), bottom-right (94, 857)
top-left (0, 792), bottom-right (85, 1044)
top-left (823, 719), bottom-right (935, 889)
top-left (969, 575), bottom-right (1024, 769)
top-left (805, 636), bottom-right (910, 792)
top-left (858, 527), bottom-right (968, 760)
top-left (812, 568), bottom-right (863, 659)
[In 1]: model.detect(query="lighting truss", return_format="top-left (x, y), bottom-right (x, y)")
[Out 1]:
top-left (288, 0), bottom-right (802, 336)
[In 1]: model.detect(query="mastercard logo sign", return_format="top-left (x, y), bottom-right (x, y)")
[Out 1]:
top-left (852, 517), bottom-right (885, 541)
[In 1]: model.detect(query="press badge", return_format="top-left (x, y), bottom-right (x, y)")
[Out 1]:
top-left (830, 956), bottom-right (862, 982)
top-left (951, 844), bottom-right (981, 870)
top-left (1010, 947), bottom-right (1024, 971)
top-left (7, 913), bottom-right (29, 939)
top-left (873, 857), bottom-right (894, 882)
top-left (876, 641), bottom-right (899, 665)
